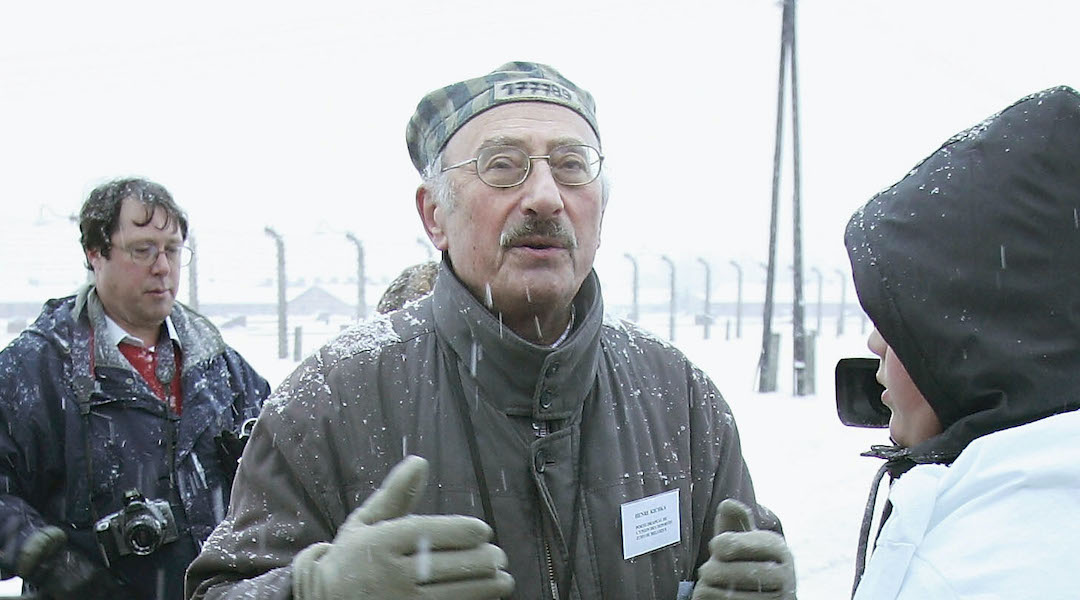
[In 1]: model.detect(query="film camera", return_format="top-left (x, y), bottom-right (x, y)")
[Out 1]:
top-left (95, 488), bottom-right (179, 563)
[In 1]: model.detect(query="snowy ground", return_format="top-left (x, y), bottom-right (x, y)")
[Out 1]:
top-left (0, 310), bottom-right (888, 599)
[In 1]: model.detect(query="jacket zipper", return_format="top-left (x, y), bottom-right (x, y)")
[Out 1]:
top-left (535, 421), bottom-right (560, 599)
top-left (545, 540), bottom-right (560, 599)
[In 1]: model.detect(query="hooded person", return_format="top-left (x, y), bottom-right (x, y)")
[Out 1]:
top-left (844, 85), bottom-right (1080, 599)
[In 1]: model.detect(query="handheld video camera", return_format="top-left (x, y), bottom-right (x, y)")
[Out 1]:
top-left (834, 357), bottom-right (890, 428)
top-left (95, 488), bottom-right (179, 564)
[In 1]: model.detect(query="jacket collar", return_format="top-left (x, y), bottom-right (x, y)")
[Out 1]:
top-left (432, 261), bottom-right (603, 420)
top-left (101, 312), bottom-right (182, 350)
top-left (72, 283), bottom-right (226, 372)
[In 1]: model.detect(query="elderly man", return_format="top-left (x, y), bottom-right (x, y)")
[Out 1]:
top-left (0, 178), bottom-right (270, 599)
top-left (187, 62), bottom-right (794, 600)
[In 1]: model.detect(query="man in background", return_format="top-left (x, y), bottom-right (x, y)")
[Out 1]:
top-left (375, 260), bottom-right (438, 314)
top-left (0, 177), bottom-right (270, 599)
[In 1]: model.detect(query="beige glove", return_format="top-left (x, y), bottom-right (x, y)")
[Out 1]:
top-left (292, 455), bottom-right (515, 600)
top-left (692, 499), bottom-right (796, 600)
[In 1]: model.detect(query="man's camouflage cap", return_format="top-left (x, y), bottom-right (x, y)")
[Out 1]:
top-left (406, 61), bottom-right (600, 174)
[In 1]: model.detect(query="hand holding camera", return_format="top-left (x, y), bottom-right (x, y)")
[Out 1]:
top-left (17, 525), bottom-right (132, 600)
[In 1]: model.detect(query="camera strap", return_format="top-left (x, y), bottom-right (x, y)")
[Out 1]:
top-left (72, 326), bottom-right (104, 529)
top-left (75, 327), bottom-right (180, 539)
top-left (438, 339), bottom-right (500, 550)
top-left (438, 337), bottom-right (591, 600)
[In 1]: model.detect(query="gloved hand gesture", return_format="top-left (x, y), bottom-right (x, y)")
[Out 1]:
top-left (292, 455), bottom-right (515, 600)
top-left (17, 525), bottom-right (132, 600)
top-left (692, 499), bottom-right (796, 600)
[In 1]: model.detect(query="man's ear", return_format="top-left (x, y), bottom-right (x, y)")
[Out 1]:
top-left (416, 185), bottom-right (449, 252)
top-left (86, 248), bottom-right (104, 272)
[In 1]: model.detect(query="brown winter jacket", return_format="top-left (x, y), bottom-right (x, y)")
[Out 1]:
top-left (186, 264), bottom-right (780, 600)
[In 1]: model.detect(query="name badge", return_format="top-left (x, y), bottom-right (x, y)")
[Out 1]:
top-left (621, 489), bottom-right (681, 559)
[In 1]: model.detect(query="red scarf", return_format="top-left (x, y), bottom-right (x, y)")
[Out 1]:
top-left (117, 342), bottom-right (183, 415)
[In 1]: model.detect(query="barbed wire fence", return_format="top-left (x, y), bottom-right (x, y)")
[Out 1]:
top-left (1, 212), bottom-right (868, 390)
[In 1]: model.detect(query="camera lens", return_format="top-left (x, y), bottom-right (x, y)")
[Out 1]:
top-left (125, 516), bottom-right (163, 556)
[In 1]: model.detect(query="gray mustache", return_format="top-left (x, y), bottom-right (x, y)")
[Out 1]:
top-left (500, 218), bottom-right (578, 250)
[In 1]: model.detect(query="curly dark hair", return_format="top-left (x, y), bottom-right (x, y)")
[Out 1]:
top-left (79, 178), bottom-right (188, 270)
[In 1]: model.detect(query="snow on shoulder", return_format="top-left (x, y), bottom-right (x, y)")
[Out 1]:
top-left (602, 308), bottom-right (676, 353)
top-left (322, 314), bottom-right (402, 362)
top-left (264, 314), bottom-right (401, 415)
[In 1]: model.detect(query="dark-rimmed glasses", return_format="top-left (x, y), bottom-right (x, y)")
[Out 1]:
top-left (441, 144), bottom-right (603, 188)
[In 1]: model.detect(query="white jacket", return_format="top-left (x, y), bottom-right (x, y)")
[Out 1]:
top-left (854, 409), bottom-right (1080, 599)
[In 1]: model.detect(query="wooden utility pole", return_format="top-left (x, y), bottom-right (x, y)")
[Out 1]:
top-left (345, 232), bottom-right (367, 320)
top-left (264, 227), bottom-right (288, 360)
top-left (187, 233), bottom-right (199, 312)
top-left (758, 0), bottom-right (812, 395)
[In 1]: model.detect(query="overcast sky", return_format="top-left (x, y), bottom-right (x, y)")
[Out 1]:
top-left (2, 1), bottom-right (1078, 305)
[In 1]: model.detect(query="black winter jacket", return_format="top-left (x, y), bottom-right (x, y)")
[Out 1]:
top-left (0, 286), bottom-right (269, 599)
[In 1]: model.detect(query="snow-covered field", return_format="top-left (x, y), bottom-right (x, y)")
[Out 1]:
top-left (0, 310), bottom-right (887, 599)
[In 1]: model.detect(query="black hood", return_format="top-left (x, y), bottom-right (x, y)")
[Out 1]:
top-left (845, 85), bottom-right (1080, 464)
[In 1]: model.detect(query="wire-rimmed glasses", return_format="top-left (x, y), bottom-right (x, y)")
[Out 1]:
top-left (116, 242), bottom-right (193, 267)
top-left (442, 144), bottom-right (603, 188)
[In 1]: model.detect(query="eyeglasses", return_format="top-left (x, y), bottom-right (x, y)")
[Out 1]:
top-left (442, 144), bottom-right (604, 188)
top-left (116, 242), bottom-right (193, 267)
